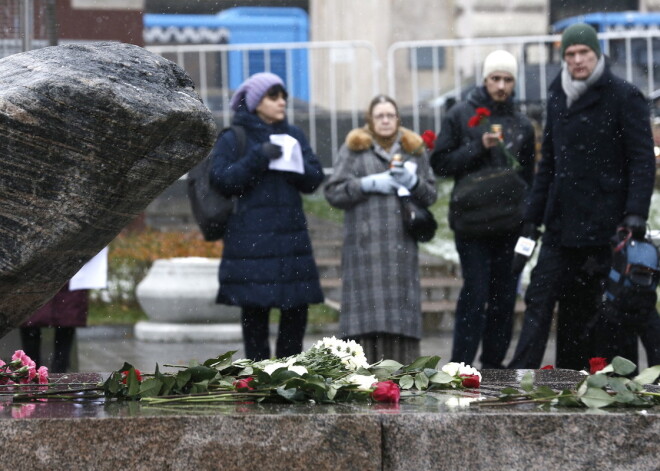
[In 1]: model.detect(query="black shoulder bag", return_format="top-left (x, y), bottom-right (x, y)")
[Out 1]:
top-left (187, 125), bottom-right (246, 241)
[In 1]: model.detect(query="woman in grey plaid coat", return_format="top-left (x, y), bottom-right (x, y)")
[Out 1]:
top-left (324, 95), bottom-right (437, 364)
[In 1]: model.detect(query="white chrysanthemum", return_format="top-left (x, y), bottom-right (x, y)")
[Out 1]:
top-left (312, 336), bottom-right (369, 370)
top-left (343, 373), bottom-right (377, 390)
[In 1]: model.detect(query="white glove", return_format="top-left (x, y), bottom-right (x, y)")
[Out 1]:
top-left (360, 171), bottom-right (399, 194)
top-left (389, 165), bottom-right (418, 190)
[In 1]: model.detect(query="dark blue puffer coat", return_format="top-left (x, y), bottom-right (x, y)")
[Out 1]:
top-left (209, 109), bottom-right (325, 309)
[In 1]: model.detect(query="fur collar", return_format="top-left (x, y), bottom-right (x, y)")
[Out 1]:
top-left (345, 126), bottom-right (425, 156)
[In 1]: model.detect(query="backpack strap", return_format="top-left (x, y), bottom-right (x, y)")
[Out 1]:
top-left (226, 125), bottom-right (246, 157)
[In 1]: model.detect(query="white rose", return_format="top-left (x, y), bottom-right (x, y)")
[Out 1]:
top-left (288, 365), bottom-right (308, 376)
top-left (345, 374), bottom-right (377, 390)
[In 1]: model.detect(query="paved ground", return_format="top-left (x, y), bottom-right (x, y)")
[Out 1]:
top-left (6, 323), bottom-right (655, 374)
top-left (73, 324), bottom-right (560, 373)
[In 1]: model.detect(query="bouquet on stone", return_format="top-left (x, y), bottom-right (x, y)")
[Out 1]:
top-left (102, 337), bottom-right (482, 405)
top-left (0, 350), bottom-right (49, 386)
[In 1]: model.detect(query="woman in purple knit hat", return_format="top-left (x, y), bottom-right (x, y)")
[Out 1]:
top-left (209, 72), bottom-right (325, 361)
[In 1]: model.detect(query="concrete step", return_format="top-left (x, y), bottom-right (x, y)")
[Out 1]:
top-left (311, 239), bottom-right (343, 259)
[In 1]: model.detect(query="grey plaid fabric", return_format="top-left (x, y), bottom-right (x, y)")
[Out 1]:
top-left (324, 137), bottom-right (437, 340)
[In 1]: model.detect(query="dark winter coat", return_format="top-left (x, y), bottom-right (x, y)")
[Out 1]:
top-left (22, 283), bottom-right (88, 328)
top-left (526, 64), bottom-right (656, 247)
top-left (323, 127), bottom-right (437, 339)
top-left (430, 86), bottom-right (536, 230)
top-left (209, 109), bottom-right (325, 309)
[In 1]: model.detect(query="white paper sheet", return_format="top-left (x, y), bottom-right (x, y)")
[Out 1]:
top-left (69, 246), bottom-right (109, 291)
top-left (267, 134), bottom-right (304, 174)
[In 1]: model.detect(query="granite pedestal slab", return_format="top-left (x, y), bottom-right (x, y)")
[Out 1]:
top-left (0, 370), bottom-right (658, 471)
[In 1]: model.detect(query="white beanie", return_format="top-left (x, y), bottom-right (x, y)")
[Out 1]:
top-left (482, 50), bottom-right (518, 80)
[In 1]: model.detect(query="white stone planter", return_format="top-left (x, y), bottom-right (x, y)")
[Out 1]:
top-left (136, 257), bottom-right (240, 323)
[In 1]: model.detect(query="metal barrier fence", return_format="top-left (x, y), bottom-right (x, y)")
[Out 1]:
top-left (388, 30), bottom-right (660, 134)
top-left (0, 0), bottom-right (52, 57)
top-left (146, 41), bottom-right (380, 167)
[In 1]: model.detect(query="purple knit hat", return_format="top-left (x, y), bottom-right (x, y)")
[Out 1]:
top-left (229, 72), bottom-right (285, 112)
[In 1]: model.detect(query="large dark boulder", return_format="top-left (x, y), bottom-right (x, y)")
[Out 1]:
top-left (0, 42), bottom-right (217, 337)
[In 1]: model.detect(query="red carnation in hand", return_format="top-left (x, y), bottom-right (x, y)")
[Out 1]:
top-left (120, 368), bottom-right (142, 384)
top-left (371, 380), bottom-right (400, 403)
top-left (468, 107), bottom-right (491, 128)
top-left (541, 365), bottom-right (555, 370)
top-left (589, 357), bottom-right (608, 374)
top-left (421, 130), bottom-right (437, 150)
top-left (460, 374), bottom-right (481, 389)
top-left (233, 377), bottom-right (255, 391)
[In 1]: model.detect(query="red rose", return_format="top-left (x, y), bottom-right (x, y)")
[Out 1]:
top-left (121, 368), bottom-right (142, 384)
top-left (460, 374), bottom-right (480, 388)
top-left (467, 115), bottom-right (482, 128)
top-left (589, 357), bottom-right (608, 374)
top-left (233, 377), bottom-right (255, 390)
top-left (421, 130), bottom-right (436, 150)
top-left (371, 380), bottom-right (400, 403)
top-left (541, 365), bottom-right (555, 370)
top-left (468, 107), bottom-right (492, 128)
top-left (475, 107), bottom-right (491, 118)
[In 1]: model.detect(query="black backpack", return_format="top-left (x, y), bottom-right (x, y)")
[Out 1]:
top-left (187, 125), bottom-right (246, 241)
top-left (604, 229), bottom-right (660, 316)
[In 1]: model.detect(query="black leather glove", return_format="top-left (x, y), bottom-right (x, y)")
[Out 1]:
top-left (620, 214), bottom-right (646, 240)
top-left (511, 223), bottom-right (540, 276)
top-left (259, 142), bottom-right (282, 160)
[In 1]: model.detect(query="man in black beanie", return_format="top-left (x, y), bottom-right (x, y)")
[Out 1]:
top-left (508, 23), bottom-right (658, 370)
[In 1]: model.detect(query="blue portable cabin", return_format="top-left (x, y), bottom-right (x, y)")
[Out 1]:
top-left (551, 11), bottom-right (660, 33)
top-left (143, 7), bottom-right (310, 102)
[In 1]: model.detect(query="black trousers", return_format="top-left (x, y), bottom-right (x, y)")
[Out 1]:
top-left (508, 244), bottom-right (611, 370)
top-left (19, 326), bottom-right (76, 373)
top-left (452, 234), bottom-right (518, 368)
top-left (241, 305), bottom-right (308, 361)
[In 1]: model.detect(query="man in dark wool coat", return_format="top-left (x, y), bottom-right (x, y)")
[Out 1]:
top-left (508, 23), bottom-right (657, 370)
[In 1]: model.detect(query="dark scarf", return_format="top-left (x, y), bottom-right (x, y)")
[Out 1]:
top-left (468, 86), bottom-right (515, 116)
top-left (231, 105), bottom-right (290, 143)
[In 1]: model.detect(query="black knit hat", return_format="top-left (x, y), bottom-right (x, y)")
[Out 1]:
top-left (561, 23), bottom-right (601, 58)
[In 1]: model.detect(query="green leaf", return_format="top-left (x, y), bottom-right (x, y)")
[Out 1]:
top-left (139, 378), bottom-right (163, 397)
top-left (613, 390), bottom-right (636, 404)
top-left (403, 356), bottom-right (440, 372)
top-left (520, 372), bottom-right (534, 392)
top-left (587, 373), bottom-right (608, 388)
top-left (633, 365), bottom-right (660, 385)
top-left (327, 385), bottom-right (337, 401)
top-left (611, 356), bottom-right (636, 376)
top-left (606, 376), bottom-right (630, 394)
top-left (374, 360), bottom-right (403, 373)
top-left (580, 387), bottom-right (616, 409)
top-left (399, 374), bottom-right (415, 390)
top-left (125, 368), bottom-right (141, 398)
top-left (203, 351), bottom-right (237, 369)
top-left (428, 371), bottom-right (453, 384)
top-left (186, 365), bottom-right (218, 382)
top-left (370, 367), bottom-right (396, 380)
top-left (423, 368), bottom-right (438, 378)
top-left (500, 387), bottom-right (520, 396)
top-left (556, 392), bottom-right (582, 408)
top-left (414, 372), bottom-right (430, 391)
top-left (532, 386), bottom-right (557, 399)
top-left (175, 370), bottom-right (192, 389)
top-left (276, 386), bottom-right (306, 402)
top-left (160, 376), bottom-right (176, 396)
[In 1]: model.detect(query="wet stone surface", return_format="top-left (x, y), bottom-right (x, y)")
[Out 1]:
top-left (0, 370), bottom-right (658, 470)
